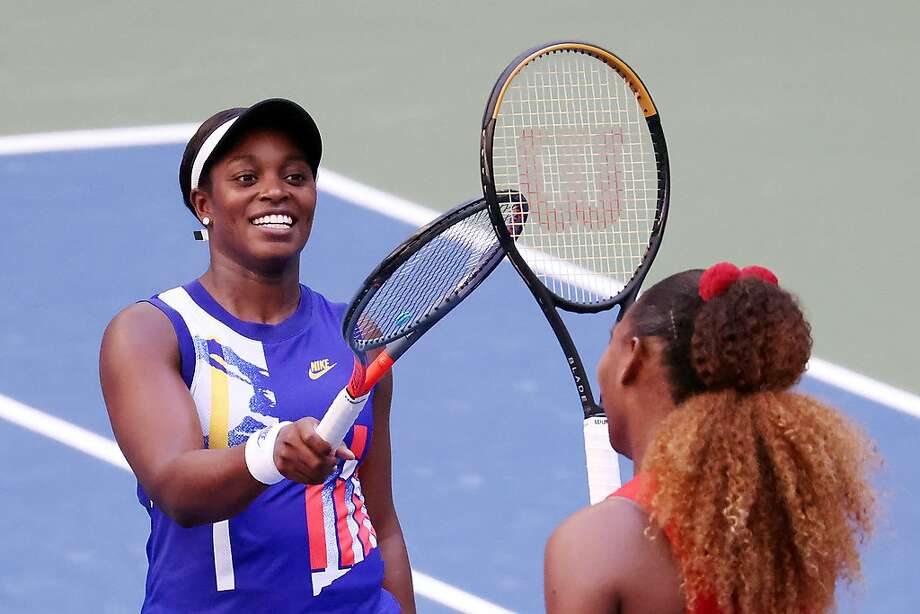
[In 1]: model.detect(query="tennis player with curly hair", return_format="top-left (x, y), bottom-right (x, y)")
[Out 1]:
top-left (544, 263), bottom-right (877, 613)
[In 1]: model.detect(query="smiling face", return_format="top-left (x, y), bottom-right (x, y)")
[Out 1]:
top-left (190, 129), bottom-right (317, 272)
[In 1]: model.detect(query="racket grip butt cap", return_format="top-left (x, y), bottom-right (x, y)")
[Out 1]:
top-left (316, 387), bottom-right (370, 448)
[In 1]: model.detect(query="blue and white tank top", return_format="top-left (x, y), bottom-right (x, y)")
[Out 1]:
top-left (139, 280), bottom-right (399, 613)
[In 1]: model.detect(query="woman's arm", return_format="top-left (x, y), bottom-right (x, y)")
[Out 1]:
top-left (360, 371), bottom-right (416, 612)
top-left (544, 498), bottom-right (684, 614)
top-left (100, 303), bottom-right (342, 527)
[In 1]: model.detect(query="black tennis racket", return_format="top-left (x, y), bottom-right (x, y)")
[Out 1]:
top-left (480, 42), bottom-right (670, 503)
top-left (316, 193), bottom-right (527, 447)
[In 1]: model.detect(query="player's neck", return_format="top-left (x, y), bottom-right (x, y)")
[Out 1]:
top-left (628, 390), bottom-right (675, 473)
top-left (200, 257), bottom-right (302, 325)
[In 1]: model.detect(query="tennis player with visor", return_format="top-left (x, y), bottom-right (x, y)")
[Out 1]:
top-left (100, 99), bottom-right (414, 613)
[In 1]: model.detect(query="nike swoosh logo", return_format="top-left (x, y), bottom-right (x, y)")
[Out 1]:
top-left (308, 362), bottom-right (337, 380)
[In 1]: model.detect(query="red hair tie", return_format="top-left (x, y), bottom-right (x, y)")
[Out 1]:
top-left (739, 265), bottom-right (778, 285)
top-left (699, 262), bottom-right (778, 301)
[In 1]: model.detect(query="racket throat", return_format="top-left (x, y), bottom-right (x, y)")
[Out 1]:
top-left (567, 355), bottom-right (592, 406)
top-left (346, 356), bottom-right (367, 397)
top-left (347, 351), bottom-right (394, 397)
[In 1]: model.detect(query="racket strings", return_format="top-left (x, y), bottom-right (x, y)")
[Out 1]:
top-left (492, 51), bottom-right (659, 305)
top-left (349, 204), bottom-right (515, 350)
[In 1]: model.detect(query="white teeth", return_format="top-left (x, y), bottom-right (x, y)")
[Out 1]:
top-left (252, 214), bottom-right (293, 227)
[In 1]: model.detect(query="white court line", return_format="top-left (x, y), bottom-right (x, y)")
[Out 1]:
top-left (0, 124), bottom-right (198, 155)
top-left (0, 393), bottom-right (515, 614)
top-left (0, 123), bottom-right (918, 423)
top-left (0, 393), bottom-right (131, 470)
top-left (807, 358), bottom-right (920, 418)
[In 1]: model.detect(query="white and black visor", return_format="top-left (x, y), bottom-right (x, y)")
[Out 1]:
top-left (179, 98), bottom-right (322, 212)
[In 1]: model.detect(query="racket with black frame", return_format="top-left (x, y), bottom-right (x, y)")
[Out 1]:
top-left (316, 193), bottom-right (528, 447)
top-left (480, 41), bottom-right (670, 503)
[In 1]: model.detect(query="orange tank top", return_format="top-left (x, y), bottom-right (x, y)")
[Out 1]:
top-left (610, 475), bottom-right (722, 614)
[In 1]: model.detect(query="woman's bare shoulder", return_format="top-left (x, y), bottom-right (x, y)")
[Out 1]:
top-left (101, 301), bottom-right (178, 365)
top-left (545, 496), bottom-right (684, 614)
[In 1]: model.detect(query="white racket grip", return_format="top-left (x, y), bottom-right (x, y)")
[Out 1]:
top-left (584, 415), bottom-right (622, 504)
top-left (315, 387), bottom-right (370, 448)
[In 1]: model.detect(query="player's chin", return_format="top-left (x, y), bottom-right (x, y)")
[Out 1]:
top-left (247, 230), bottom-right (311, 262)
top-left (606, 419), bottom-right (630, 458)
top-left (248, 223), bottom-right (311, 249)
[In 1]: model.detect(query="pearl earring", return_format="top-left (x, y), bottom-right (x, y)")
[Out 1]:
top-left (202, 216), bottom-right (211, 226)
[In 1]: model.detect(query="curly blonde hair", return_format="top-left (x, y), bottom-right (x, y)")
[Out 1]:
top-left (628, 270), bottom-right (877, 613)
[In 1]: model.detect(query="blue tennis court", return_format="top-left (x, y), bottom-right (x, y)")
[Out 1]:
top-left (1, 140), bottom-right (918, 612)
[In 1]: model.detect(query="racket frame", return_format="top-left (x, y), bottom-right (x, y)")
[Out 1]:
top-left (316, 195), bottom-right (511, 447)
top-left (480, 40), bottom-right (671, 420)
top-left (344, 195), bottom-right (505, 354)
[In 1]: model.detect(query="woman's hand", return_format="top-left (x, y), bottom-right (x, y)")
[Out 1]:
top-left (273, 417), bottom-right (354, 484)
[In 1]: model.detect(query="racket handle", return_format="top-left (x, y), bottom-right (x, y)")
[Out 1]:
top-left (583, 416), bottom-right (622, 504)
top-left (317, 351), bottom-right (395, 447)
top-left (316, 386), bottom-right (370, 448)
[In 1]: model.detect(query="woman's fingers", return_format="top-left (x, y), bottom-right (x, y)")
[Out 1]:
top-left (298, 417), bottom-right (355, 461)
top-left (273, 419), bottom-right (341, 484)
top-left (335, 444), bottom-right (356, 461)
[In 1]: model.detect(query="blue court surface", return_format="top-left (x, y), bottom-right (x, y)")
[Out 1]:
top-left (1, 142), bottom-right (918, 613)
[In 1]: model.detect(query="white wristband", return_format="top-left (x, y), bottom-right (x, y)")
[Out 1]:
top-left (245, 421), bottom-right (292, 485)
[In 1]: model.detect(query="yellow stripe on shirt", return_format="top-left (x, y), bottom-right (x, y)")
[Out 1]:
top-left (208, 345), bottom-right (230, 449)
